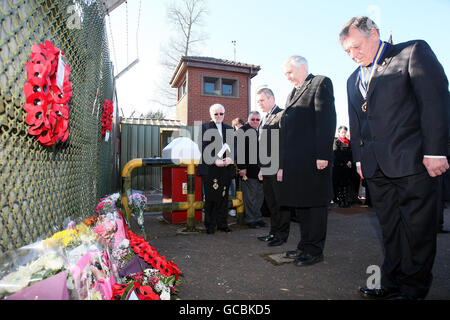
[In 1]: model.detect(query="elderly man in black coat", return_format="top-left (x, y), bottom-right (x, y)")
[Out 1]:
top-left (197, 103), bottom-right (235, 234)
top-left (279, 55), bottom-right (337, 266)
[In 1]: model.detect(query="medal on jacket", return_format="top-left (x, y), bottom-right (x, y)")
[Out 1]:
top-left (359, 41), bottom-right (387, 112)
top-left (361, 100), bottom-right (367, 112)
top-left (213, 179), bottom-right (218, 190)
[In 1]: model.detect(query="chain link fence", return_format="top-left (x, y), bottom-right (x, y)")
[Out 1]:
top-left (0, 0), bottom-right (118, 253)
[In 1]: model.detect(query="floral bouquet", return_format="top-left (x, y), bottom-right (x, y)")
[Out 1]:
top-left (128, 193), bottom-right (147, 237)
top-left (67, 245), bottom-right (116, 300)
top-left (96, 193), bottom-right (120, 215)
top-left (112, 266), bottom-right (180, 300)
top-left (0, 241), bottom-right (66, 299)
top-left (93, 214), bottom-right (118, 246)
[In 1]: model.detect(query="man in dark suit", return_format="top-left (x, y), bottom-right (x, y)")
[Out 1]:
top-left (197, 103), bottom-right (235, 234)
top-left (236, 111), bottom-right (265, 229)
top-left (279, 56), bottom-right (337, 266)
top-left (340, 16), bottom-right (449, 300)
top-left (255, 87), bottom-right (291, 247)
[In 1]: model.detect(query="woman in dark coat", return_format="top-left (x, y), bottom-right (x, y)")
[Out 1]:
top-left (332, 125), bottom-right (353, 207)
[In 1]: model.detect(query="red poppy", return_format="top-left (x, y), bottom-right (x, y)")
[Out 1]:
top-left (101, 99), bottom-right (113, 138)
top-left (23, 41), bottom-right (72, 147)
top-left (49, 104), bottom-right (69, 142)
top-left (135, 284), bottom-right (160, 300)
top-left (24, 99), bottom-right (47, 130)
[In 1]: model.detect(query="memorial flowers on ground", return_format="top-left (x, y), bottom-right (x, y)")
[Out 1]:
top-left (0, 192), bottom-right (181, 300)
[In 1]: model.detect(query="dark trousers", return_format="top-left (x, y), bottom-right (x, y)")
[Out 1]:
top-left (203, 182), bottom-right (229, 232)
top-left (367, 167), bottom-right (437, 299)
top-left (263, 175), bottom-right (290, 241)
top-left (437, 175), bottom-right (444, 228)
top-left (294, 206), bottom-right (328, 256)
top-left (242, 178), bottom-right (264, 224)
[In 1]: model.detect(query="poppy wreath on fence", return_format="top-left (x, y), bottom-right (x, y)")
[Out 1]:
top-left (23, 40), bottom-right (72, 146)
top-left (101, 99), bottom-right (113, 139)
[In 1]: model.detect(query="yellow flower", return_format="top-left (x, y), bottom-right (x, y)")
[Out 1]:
top-left (45, 229), bottom-right (79, 248)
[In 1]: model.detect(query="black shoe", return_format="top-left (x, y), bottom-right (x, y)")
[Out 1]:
top-left (218, 227), bottom-right (232, 232)
top-left (247, 222), bottom-right (259, 229)
top-left (257, 234), bottom-right (274, 242)
top-left (293, 253), bottom-right (324, 266)
top-left (268, 237), bottom-right (285, 247)
top-left (285, 249), bottom-right (303, 259)
top-left (206, 228), bottom-right (215, 234)
top-left (359, 286), bottom-right (401, 300)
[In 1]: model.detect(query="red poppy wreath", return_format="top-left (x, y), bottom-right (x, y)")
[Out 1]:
top-left (101, 99), bottom-right (113, 139)
top-left (23, 40), bottom-right (72, 146)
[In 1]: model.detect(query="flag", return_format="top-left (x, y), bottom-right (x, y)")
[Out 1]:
top-left (388, 29), bottom-right (393, 44)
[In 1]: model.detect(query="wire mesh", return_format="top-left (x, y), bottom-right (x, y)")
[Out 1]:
top-left (0, 0), bottom-right (117, 253)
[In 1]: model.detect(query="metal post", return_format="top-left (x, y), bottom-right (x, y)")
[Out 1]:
top-left (121, 158), bottom-right (244, 234)
top-left (185, 161), bottom-right (197, 231)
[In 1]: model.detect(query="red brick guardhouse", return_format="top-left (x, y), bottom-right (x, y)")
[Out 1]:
top-left (170, 56), bottom-right (261, 126)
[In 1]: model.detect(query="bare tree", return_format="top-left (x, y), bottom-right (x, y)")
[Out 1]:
top-left (144, 110), bottom-right (166, 120)
top-left (151, 0), bottom-right (208, 109)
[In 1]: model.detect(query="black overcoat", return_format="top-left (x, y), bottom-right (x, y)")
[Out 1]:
top-left (279, 74), bottom-right (337, 207)
top-left (196, 121), bottom-right (235, 201)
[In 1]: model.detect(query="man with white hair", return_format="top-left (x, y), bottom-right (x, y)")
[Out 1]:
top-left (279, 55), bottom-right (337, 266)
top-left (197, 104), bottom-right (235, 234)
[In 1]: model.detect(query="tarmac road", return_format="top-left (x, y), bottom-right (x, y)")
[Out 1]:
top-left (138, 203), bottom-right (450, 300)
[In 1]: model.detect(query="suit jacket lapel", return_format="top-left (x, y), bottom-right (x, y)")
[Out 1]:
top-left (366, 43), bottom-right (395, 100)
top-left (286, 74), bottom-right (314, 108)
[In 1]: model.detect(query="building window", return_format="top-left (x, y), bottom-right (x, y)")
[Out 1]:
top-left (222, 78), bottom-right (237, 96)
top-left (178, 79), bottom-right (187, 100)
top-left (202, 75), bottom-right (238, 97)
top-left (203, 76), bottom-right (220, 95)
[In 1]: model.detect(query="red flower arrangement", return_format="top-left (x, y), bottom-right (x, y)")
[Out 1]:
top-left (120, 214), bottom-right (182, 281)
top-left (101, 99), bottom-right (113, 139)
top-left (111, 282), bottom-right (160, 300)
top-left (23, 40), bottom-right (72, 146)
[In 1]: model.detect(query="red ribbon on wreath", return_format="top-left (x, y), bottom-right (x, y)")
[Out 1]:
top-left (101, 99), bottom-right (113, 139)
top-left (23, 40), bottom-right (72, 146)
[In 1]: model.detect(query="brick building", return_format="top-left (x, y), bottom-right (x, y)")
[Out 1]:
top-left (169, 56), bottom-right (261, 126)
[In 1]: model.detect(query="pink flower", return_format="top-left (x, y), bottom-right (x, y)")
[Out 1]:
top-left (94, 224), bottom-right (105, 235)
top-left (96, 202), bottom-right (104, 213)
top-left (149, 276), bottom-right (159, 286)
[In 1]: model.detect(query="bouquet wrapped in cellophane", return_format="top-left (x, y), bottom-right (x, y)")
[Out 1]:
top-left (0, 192), bottom-right (182, 300)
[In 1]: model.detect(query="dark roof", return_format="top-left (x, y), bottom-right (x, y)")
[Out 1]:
top-left (181, 56), bottom-right (261, 70)
top-left (170, 56), bottom-right (261, 86)
top-left (121, 117), bottom-right (186, 127)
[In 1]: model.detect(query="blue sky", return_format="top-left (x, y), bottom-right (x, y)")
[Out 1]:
top-left (108, 0), bottom-right (450, 130)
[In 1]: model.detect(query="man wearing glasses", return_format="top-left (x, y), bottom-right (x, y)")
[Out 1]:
top-left (197, 104), bottom-right (235, 234)
top-left (236, 111), bottom-right (265, 229)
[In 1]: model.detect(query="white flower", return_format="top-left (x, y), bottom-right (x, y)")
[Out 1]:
top-left (109, 193), bottom-right (120, 202)
top-left (0, 266), bottom-right (33, 295)
top-left (119, 239), bottom-right (129, 249)
top-left (41, 253), bottom-right (64, 270)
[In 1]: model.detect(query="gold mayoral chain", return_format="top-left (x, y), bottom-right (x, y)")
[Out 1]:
top-left (360, 41), bottom-right (387, 112)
